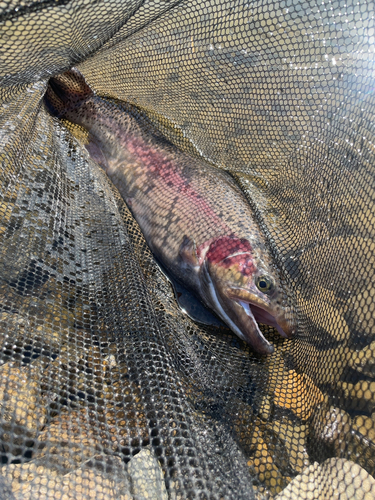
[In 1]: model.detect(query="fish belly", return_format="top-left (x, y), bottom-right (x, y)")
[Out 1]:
top-left (73, 98), bottom-right (265, 288)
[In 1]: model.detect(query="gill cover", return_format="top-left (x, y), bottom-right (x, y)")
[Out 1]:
top-left (201, 236), bottom-right (294, 355)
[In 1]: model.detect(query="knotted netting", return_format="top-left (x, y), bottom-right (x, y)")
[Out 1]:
top-left (0, 0), bottom-right (375, 498)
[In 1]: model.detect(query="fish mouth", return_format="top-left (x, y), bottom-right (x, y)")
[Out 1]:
top-left (206, 279), bottom-right (294, 354)
top-left (227, 284), bottom-right (295, 336)
top-left (227, 295), bottom-right (293, 355)
top-left (204, 275), bottom-right (273, 354)
top-left (229, 298), bottom-right (275, 355)
top-left (237, 300), bottom-right (289, 339)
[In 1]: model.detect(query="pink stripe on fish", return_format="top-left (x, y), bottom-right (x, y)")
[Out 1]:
top-left (126, 137), bottom-right (230, 232)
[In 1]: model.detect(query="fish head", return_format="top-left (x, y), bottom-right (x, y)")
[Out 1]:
top-left (200, 235), bottom-right (296, 355)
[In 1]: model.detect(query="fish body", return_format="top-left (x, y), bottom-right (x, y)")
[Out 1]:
top-left (45, 70), bottom-right (296, 354)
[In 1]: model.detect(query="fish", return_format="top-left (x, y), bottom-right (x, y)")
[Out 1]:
top-left (44, 69), bottom-right (296, 355)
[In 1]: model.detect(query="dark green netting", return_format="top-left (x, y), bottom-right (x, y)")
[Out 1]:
top-left (0, 1), bottom-right (375, 498)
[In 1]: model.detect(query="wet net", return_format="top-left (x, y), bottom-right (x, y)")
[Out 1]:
top-left (1, 0), bottom-right (375, 498)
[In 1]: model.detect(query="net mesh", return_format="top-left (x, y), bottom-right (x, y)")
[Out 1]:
top-left (1, 0), bottom-right (375, 498)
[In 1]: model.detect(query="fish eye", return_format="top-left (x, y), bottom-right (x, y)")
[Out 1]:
top-left (256, 275), bottom-right (274, 294)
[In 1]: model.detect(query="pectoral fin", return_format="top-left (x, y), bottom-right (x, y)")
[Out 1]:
top-left (178, 236), bottom-right (199, 267)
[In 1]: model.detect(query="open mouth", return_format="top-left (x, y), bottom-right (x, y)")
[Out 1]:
top-left (237, 300), bottom-right (289, 338)
top-left (204, 269), bottom-right (289, 354)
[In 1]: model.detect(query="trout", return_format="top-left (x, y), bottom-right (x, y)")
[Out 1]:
top-left (45, 69), bottom-right (296, 355)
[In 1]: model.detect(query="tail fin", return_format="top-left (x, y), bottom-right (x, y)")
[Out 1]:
top-left (44, 68), bottom-right (93, 118)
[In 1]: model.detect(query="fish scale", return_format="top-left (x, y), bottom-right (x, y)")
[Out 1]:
top-left (44, 69), bottom-right (296, 355)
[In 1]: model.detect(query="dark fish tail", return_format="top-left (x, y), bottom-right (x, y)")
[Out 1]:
top-left (45, 68), bottom-right (93, 118)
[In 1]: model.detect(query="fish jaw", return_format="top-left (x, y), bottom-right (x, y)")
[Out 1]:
top-left (225, 285), bottom-right (295, 339)
top-left (199, 236), bottom-right (295, 355)
top-left (203, 269), bottom-right (275, 354)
